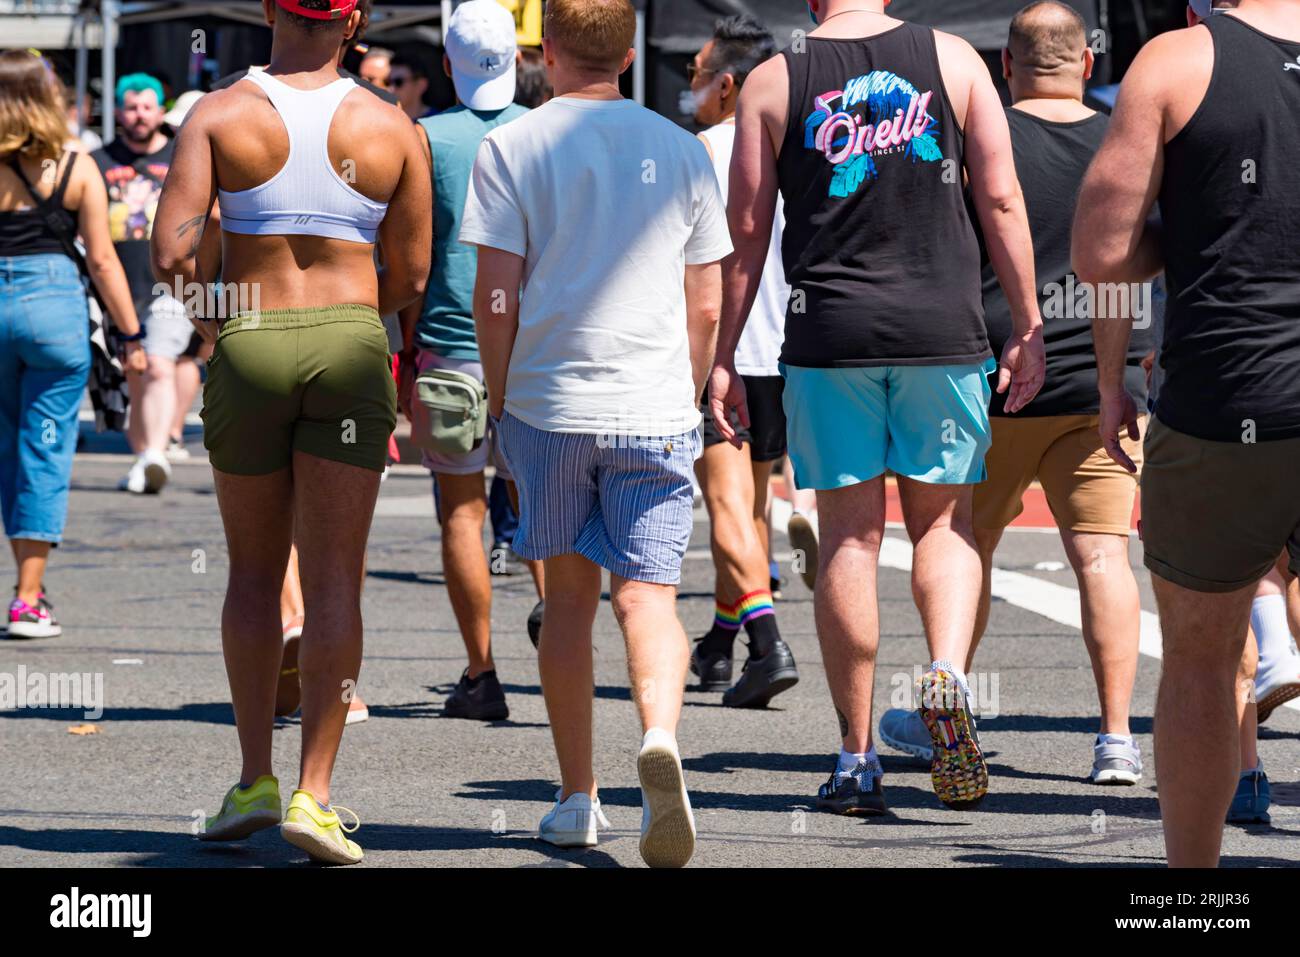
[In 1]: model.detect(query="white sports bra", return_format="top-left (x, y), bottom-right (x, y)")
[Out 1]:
top-left (217, 70), bottom-right (388, 244)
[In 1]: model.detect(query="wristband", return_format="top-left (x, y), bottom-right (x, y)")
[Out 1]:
top-left (118, 328), bottom-right (145, 342)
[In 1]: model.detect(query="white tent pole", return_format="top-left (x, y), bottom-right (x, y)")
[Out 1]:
top-left (74, 14), bottom-right (88, 134)
top-left (633, 8), bottom-right (645, 104)
top-left (101, 0), bottom-right (120, 142)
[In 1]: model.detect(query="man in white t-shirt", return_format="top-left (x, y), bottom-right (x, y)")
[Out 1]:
top-left (685, 14), bottom-right (801, 710)
top-left (460, 0), bottom-right (732, 868)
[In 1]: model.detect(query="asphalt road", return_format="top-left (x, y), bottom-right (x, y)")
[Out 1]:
top-left (2, 427), bottom-right (1298, 868)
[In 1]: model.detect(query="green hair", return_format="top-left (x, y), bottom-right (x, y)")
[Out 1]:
top-left (115, 73), bottom-right (164, 108)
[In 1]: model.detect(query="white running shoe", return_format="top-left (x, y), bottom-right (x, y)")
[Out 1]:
top-left (878, 707), bottom-right (934, 762)
top-left (118, 457), bottom-right (147, 493)
top-left (537, 790), bottom-right (611, 848)
top-left (141, 449), bottom-right (171, 493)
top-left (1256, 649), bottom-right (1300, 724)
top-left (637, 728), bottom-right (695, 868)
top-left (165, 437), bottom-right (191, 462)
top-left (1089, 734), bottom-right (1143, 785)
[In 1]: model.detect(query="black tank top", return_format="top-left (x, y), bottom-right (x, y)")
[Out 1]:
top-left (0, 153), bottom-right (77, 257)
top-left (1157, 14), bottom-right (1300, 442)
top-left (776, 22), bottom-right (988, 368)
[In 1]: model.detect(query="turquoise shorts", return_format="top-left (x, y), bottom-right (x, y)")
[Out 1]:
top-left (781, 358), bottom-right (996, 490)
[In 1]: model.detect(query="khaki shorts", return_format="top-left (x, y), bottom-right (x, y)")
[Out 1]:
top-left (974, 413), bottom-right (1143, 536)
top-left (202, 305), bottom-right (397, 475)
top-left (1141, 415), bottom-right (1300, 593)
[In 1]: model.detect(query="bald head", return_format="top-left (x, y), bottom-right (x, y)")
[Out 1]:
top-left (1004, 1), bottom-right (1091, 100)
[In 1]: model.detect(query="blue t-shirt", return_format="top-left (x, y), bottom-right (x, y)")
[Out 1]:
top-left (416, 103), bottom-right (529, 359)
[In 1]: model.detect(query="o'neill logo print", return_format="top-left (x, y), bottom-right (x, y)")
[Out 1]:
top-left (803, 70), bottom-right (942, 198)
top-left (1284, 53), bottom-right (1300, 72)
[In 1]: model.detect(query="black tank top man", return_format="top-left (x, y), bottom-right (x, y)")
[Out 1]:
top-left (776, 22), bottom-right (990, 369)
top-left (1157, 14), bottom-right (1300, 442)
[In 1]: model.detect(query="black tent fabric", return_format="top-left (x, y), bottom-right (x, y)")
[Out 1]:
top-left (647, 0), bottom-right (1101, 53)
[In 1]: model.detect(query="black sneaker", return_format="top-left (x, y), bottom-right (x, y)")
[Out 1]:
top-left (443, 668), bottom-right (509, 721)
top-left (489, 542), bottom-right (517, 576)
top-left (722, 639), bottom-right (799, 708)
top-left (527, 600), bottom-right (544, 649)
top-left (689, 637), bottom-right (733, 691)
top-left (816, 761), bottom-right (888, 816)
top-left (769, 576), bottom-right (783, 601)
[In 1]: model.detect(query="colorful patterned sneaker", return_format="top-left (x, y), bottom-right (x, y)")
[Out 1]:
top-left (638, 728), bottom-right (696, 868)
top-left (7, 596), bottom-right (61, 639)
top-left (919, 664), bottom-right (988, 808)
top-left (199, 775), bottom-right (282, 841)
top-left (1226, 764), bottom-right (1271, 825)
top-left (1089, 734), bottom-right (1143, 785)
top-left (280, 789), bottom-right (363, 864)
top-left (815, 759), bottom-right (888, 816)
top-left (879, 707), bottom-right (934, 762)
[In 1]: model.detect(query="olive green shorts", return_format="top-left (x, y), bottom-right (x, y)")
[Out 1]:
top-left (1141, 415), bottom-right (1300, 593)
top-left (202, 305), bottom-right (397, 475)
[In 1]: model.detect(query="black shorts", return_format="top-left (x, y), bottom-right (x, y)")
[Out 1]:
top-left (701, 374), bottom-right (787, 462)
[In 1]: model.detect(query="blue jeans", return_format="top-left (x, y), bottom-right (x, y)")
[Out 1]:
top-left (0, 254), bottom-right (91, 544)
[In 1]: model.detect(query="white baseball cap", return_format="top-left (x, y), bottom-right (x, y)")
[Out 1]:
top-left (445, 0), bottom-right (518, 111)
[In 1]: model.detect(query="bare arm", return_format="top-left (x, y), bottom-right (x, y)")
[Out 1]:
top-left (74, 154), bottom-right (141, 337)
top-left (709, 57), bottom-right (785, 445)
top-left (472, 245), bottom-right (524, 419)
top-left (151, 99), bottom-right (217, 294)
top-left (957, 37), bottom-right (1044, 412)
top-left (685, 261), bottom-right (722, 400)
top-left (376, 122), bottom-right (432, 316)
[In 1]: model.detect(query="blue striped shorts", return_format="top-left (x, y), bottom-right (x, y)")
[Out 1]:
top-left (496, 411), bottom-right (701, 585)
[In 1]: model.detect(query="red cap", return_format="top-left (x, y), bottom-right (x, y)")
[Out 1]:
top-left (275, 0), bottom-right (358, 20)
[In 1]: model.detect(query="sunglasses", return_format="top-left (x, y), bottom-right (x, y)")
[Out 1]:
top-left (685, 63), bottom-right (717, 82)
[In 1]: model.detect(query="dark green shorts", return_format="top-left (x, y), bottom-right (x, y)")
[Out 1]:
top-left (202, 305), bottom-right (397, 475)
top-left (1141, 415), bottom-right (1300, 593)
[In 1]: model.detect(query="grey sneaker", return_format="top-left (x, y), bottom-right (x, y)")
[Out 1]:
top-left (1089, 733), bottom-right (1142, 785)
top-left (878, 707), bottom-right (934, 762)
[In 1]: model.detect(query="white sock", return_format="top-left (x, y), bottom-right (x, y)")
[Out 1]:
top-left (837, 746), bottom-right (879, 774)
top-left (1252, 595), bottom-right (1294, 666)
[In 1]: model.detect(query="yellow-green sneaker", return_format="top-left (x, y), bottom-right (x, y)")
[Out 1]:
top-left (199, 775), bottom-right (282, 841)
top-left (280, 789), bottom-right (363, 865)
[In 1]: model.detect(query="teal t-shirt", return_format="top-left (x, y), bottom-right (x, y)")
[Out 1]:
top-left (416, 103), bottom-right (529, 359)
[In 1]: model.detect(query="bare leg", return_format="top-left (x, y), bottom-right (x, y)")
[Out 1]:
top-left (1062, 531), bottom-right (1140, 737)
top-left (814, 477), bottom-right (885, 753)
top-left (969, 525), bottom-right (1004, 670)
top-left (1238, 628), bottom-right (1259, 772)
top-left (897, 478), bottom-right (980, 668)
top-left (611, 575), bottom-right (689, 734)
top-left (132, 355), bottom-right (178, 455)
top-left (435, 470), bottom-right (494, 677)
top-left (538, 553), bottom-right (602, 799)
top-left (292, 451), bottom-right (382, 804)
top-left (696, 441), bottom-right (766, 607)
top-left (1152, 574), bottom-right (1254, 867)
top-left (751, 458), bottom-right (775, 570)
top-left (13, 539), bottom-right (51, 607)
top-left (212, 466), bottom-right (294, 786)
top-left (506, 480), bottom-right (543, 599)
top-left (171, 356), bottom-right (201, 442)
top-left (280, 543), bottom-right (304, 628)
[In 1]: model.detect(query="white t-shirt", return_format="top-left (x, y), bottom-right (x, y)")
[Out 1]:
top-left (698, 121), bottom-right (789, 377)
top-left (459, 96), bottom-right (733, 437)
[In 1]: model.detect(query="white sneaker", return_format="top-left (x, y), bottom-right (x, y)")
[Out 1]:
top-left (141, 449), bottom-right (171, 493)
top-left (118, 457), bottom-right (147, 494)
top-left (165, 437), bottom-right (191, 462)
top-left (538, 790), bottom-right (611, 848)
top-left (1256, 649), bottom-right (1300, 723)
top-left (637, 728), bottom-right (695, 868)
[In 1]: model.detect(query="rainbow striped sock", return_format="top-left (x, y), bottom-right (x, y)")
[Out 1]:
top-left (736, 589), bottom-right (775, 626)
top-left (713, 598), bottom-right (742, 632)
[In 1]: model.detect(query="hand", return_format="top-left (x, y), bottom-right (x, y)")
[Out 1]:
top-left (488, 395), bottom-right (505, 420)
top-left (1140, 350), bottom-right (1155, 393)
top-left (397, 355), bottom-right (415, 422)
top-left (707, 363), bottom-right (749, 449)
top-left (120, 340), bottom-right (148, 375)
top-left (997, 326), bottom-right (1046, 414)
top-left (1098, 389), bottom-right (1141, 473)
top-left (193, 318), bottom-right (218, 346)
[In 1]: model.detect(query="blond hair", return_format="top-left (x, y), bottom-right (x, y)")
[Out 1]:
top-left (0, 50), bottom-right (69, 163)
top-left (544, 0), bottom-right (635, 74)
